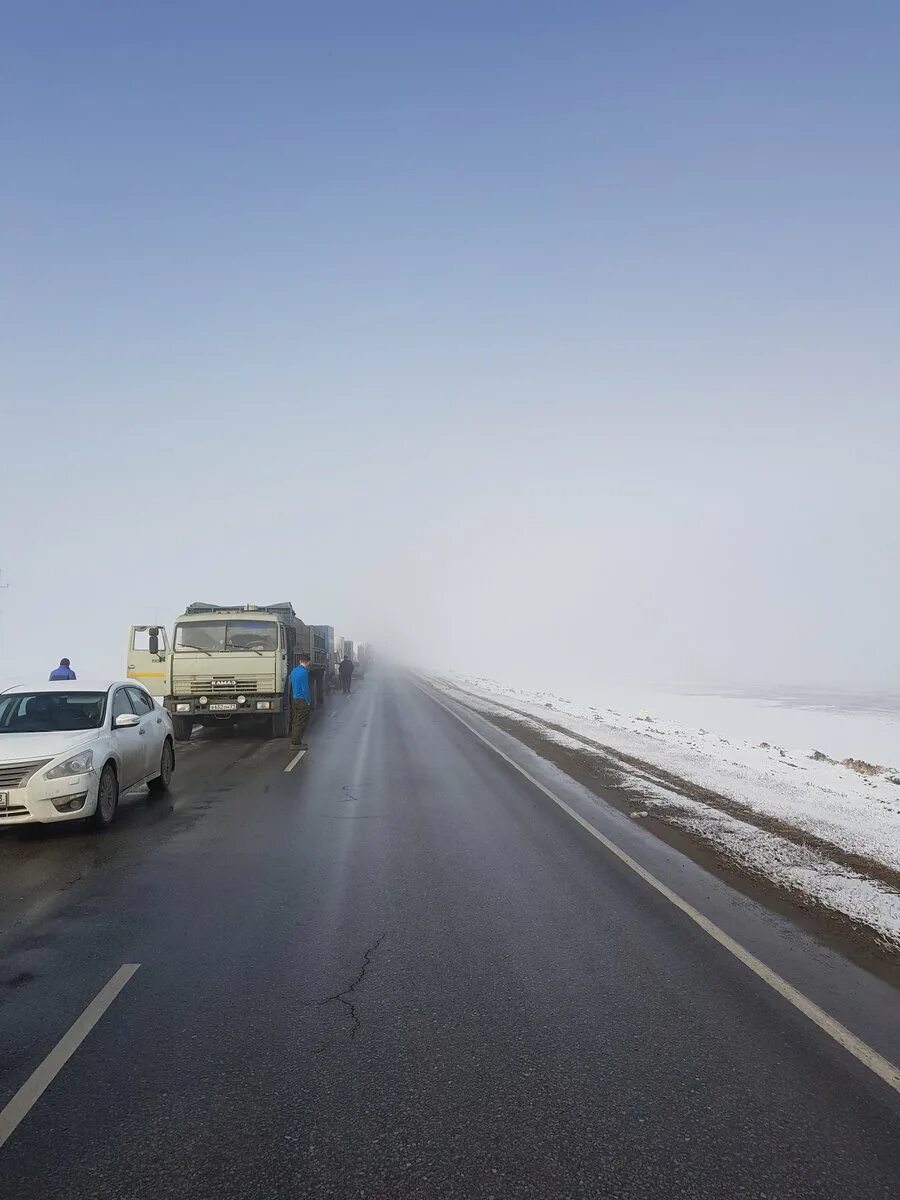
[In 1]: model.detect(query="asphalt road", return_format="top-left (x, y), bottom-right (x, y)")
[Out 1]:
top-left (0, 672), bottom-right (898, 1198)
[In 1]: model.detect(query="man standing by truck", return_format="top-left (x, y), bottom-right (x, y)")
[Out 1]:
top-left (339, 654), bottom-right (354, 695)
top-left (289, 653), bottom-right (312, 748)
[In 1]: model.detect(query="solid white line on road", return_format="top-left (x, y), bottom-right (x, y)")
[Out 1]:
top-left (419, 684), bottom-right (900, 1096)
top-left (0, 963), bottom-right (140, 1150)
top-left (284, 749), bottom-right (307, 772)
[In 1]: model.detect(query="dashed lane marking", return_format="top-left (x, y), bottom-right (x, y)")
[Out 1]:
top-left (284, 749), bottom-right (308, 773)
top-left (0, 964), bottom-right (140, 1150)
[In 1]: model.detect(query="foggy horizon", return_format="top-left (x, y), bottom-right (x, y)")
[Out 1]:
top-left (3, 4), bottom-right (898, 696)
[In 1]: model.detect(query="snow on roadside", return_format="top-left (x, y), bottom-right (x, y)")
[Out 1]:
top-left (431, 675), bottom-right (900, 948)
top-left (618, 778), bottom-right (900, 951)
top-left (436, 675), bottom-right (900, 872)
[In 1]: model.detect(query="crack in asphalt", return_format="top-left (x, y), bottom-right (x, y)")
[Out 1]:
top-left (318, 932), bottom-right (387, 1041)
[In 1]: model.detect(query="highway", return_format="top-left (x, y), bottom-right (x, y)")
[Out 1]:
top-left (0, 672), bottom-right (898, 1198)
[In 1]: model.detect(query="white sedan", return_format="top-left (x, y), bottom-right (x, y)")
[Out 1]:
top-left (0, 680), bottom-right (175, 829)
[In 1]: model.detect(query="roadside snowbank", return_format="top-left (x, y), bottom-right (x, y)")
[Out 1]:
top-left (432, 675), bottom-right (900, 949)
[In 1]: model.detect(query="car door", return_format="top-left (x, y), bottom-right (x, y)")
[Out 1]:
top-left (126, 686), bottom-right (164, 779)
top-left (126, 625), bottom-right (170, 698)
top-left (110, 687), bottom-right (144, 789)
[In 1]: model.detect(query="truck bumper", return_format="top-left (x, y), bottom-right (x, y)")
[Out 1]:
top-left (166, 695), bottom-right (284, 718)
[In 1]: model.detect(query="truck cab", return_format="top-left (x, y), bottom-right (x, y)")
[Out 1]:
top-left (129, 605), bottom-right (296, 741)
top-left (128, 603), bottom-right (336, 742)
top-left (126, 625), bottom-right (171, 698)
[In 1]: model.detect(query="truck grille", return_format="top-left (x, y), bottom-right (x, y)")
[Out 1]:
top-left (179, 677), bottom-right (273, 696)
top-left (0, 760), bottom-right (51, 788)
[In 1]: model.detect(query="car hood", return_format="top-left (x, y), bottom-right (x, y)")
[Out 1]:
top-left (0, 731), bottom-right (98, 763)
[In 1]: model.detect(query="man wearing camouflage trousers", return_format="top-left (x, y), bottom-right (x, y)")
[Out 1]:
top-left (289, 653), bottom-right (312, 748)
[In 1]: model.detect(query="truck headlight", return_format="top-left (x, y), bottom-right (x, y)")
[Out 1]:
top-left (198, 695), bottom-right (208, 706)
top-left (256, 700), bottom-right (271, 710)
top-left (45, 750), bottom-right (94, 779)
top-left (175, 703), bottom-right (191, 713)
top-left (237, 694), bottom-right (247, 705)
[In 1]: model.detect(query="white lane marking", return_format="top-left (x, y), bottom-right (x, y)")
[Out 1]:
top-left (0, 963), bottom-right (140, 1150)
top-left (418, 685), bottom-right (900, 1096)
top-left (284, 749), bottom-right (307, 773)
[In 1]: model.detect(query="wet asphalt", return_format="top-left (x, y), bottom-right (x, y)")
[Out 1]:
top-left (0, 671), bottom-right (898, 1198)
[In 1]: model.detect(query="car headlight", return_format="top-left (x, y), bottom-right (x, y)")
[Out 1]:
top-left (45, 749), bottom-right (94, 779)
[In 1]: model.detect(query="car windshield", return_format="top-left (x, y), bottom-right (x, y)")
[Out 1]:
top-left (0, 692), bottom-right (107, 733)
top-left (174, 620), bottom-right (278, 653)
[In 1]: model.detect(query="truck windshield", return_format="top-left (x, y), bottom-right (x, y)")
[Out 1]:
top-left (174, 620), bottom-right (278, 653)
top-left (0, 692), bottom-right (107, 732)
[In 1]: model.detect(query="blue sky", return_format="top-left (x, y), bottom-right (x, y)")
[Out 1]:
top-left (2, 3), bottom-right (898, 687)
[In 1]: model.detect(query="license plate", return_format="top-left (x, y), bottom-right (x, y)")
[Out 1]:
top-left (208, 703), bottom-right (237, 712)
top-left (0, 792), bottom-right (8, 811)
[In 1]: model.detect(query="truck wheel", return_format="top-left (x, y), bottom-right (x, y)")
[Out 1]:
top-left (172, 716), bottom-right (193, 742)
top-left (271, 702), bottom-right (290, 739)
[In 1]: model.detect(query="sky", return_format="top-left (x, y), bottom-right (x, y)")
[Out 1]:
top-left (2, 2), bottom-right (899, 694)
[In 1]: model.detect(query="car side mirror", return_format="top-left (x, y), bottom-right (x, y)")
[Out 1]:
top-left (114, 713), bottom-right (141, 729)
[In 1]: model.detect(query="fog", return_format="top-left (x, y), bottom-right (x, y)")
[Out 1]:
top-left (3, 382), bottom-right (897, 694)
top-left (2, 5), bottom-right (899, 695)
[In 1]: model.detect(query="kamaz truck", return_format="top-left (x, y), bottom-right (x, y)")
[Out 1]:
top-left (127, 602), bottom-right (329, 742)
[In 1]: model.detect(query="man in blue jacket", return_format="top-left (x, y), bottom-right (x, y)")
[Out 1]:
top-left (49, 658), bottom-right (76, 681)
top-left (288, 653), bottom-right (312, 748)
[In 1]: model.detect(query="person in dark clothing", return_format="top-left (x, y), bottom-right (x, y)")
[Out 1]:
top-left (338, 655), bottom-right (354, 695)
top-left (49, 658), bottom-right (76, 681)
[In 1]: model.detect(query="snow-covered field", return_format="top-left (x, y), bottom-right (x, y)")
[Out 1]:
top-left (432, 674), bottom-right (900, 950)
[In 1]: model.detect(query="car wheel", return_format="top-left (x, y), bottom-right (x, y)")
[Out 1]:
top-left (148, 740), bottom-right (174, 793)
top-left (91, 764), bottom-right (119, 829)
